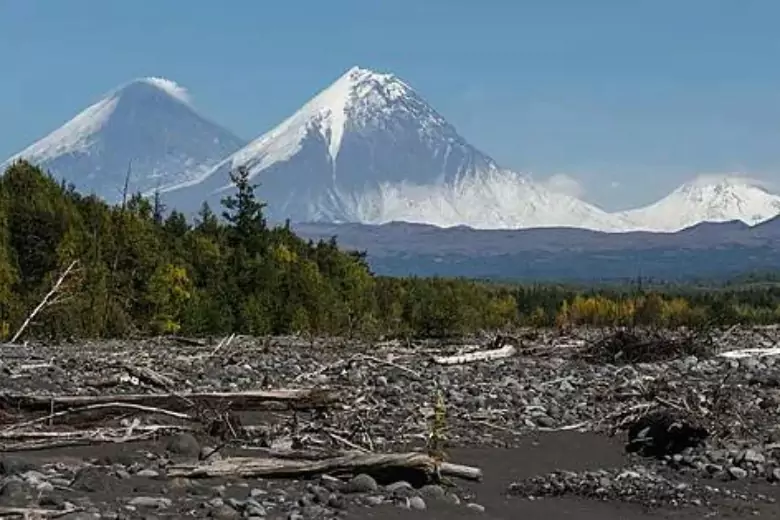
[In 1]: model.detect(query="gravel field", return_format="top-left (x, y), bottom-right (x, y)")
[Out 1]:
top-left (1, 327), bottom-right (780, 519)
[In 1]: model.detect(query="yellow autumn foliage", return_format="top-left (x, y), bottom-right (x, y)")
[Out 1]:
top-left (555, 292), bottom-right (706, 327)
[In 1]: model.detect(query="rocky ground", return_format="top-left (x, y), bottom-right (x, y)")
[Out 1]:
top-left (0, 326), bottom-right (779, 519)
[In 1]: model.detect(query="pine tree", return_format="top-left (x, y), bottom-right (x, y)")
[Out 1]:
top-left (221, 165), bottom-right (267, 250)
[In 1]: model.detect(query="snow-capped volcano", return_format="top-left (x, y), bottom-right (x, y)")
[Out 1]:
top-left (619, 174), bottom-right (780, 232)
top-left (2, 77), bottom-right (245, 201)
top-left (163, 66), bottom-right (618, 230)
top-left (11, 66), bottom-right (778, 235)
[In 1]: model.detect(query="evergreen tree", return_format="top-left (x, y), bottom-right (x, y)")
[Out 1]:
top-left (221, 165), bottom-right (267, 251)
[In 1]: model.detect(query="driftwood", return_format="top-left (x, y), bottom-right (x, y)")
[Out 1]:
top-left (168, 451), bottom-right (482, 482)
top-left (433, 345), bottom-right (517, 365)
top-left (0, 506), bottom-right (81, 518)
top-left (296, 353), bottom-right (423, 383)
top-left (0, 424), bottom-right (193, 452)
top-left (0, 388), bottom-right (340, 413)
top-left (0, 424), bottom-right (192, 440)
top-left (210, 333), bottom-right (237, 357)
top-left (168, 336), bottom-right (207, 346)
top-left (1, 402), bottom-right (194, 432)
top-left (719, 347), bottom-right (780, 359)
top-left (121, 364), bottom-right (176, 390)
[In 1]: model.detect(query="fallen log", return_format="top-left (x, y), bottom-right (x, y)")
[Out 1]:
top-left (1, 402), bottom-right (194, 432)
top-left (433, 345), bottom-right (517, 365)
top-left (0, 424), bottom-right (192, 440)
top-left (0, 506), bottom-right (81, 518)
top-left (0, 425), bottom-right (193, 452)
top-left (169, 336), bottom-right (207, 346)
top-left (168, 451), bottom-right (482, 483)
top-left (0, 388), bottom-right (340, 413)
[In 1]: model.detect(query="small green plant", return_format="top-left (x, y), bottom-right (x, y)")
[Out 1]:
top-left (427, 385), bottom-right (448, 463)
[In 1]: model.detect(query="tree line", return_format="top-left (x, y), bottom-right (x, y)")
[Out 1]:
top-left (2, 159), bottom-right (780, 341)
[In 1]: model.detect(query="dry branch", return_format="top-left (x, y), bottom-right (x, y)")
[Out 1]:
top-left (1, 402), bottom-right (194, 432)
top-left (0, 388), bottom-right (340, 413)
top-left (210, 333), bottom-right (237, 357)
top-left (0, 424), bottom-right (193, 452)
top-left (169, 336), bottom-right (207, 346)
top-left (121, 364), bottom-right (176, 390)
top-left (0, 506), bottom-right (81, 518)
top-left (168, 451), bottom-right (482, 482)
top-left (433, 345), bottom-right (517, 365)
top-left (0, 424), bottom-right (192, 440)
top-left (296, 353), bottom-right (423, 383)
top-left (10, 260), bottom-right (78, 344)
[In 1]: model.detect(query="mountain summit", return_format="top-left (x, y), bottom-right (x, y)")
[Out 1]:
top-left (3, 77), bottom-right (245, 201)
top-left (164, 65), bottom-right (502, 221)
top-left (164, 66), bottom-right (616, 229)
top-left (619, 174), bottom-right (780, 232)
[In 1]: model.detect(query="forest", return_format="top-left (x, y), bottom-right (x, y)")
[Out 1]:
top-left (2, 159), bottom-right (780, 341)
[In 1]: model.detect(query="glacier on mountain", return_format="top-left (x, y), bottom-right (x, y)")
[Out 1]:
top-left (333, 169), bottom-right (630, 231)
top-left (2, 77), bottom-right (245, 201)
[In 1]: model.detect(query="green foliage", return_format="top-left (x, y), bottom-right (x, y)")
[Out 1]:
top-left (427, 386), bottom-right (448, 463)
top-left (0, 160), bottom-right (518, 339)
top-left (6, 159), bottom-right (780, 340)
top-left (146, 263), bottom-right (192, 334)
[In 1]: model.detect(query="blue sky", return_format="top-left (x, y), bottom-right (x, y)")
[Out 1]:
top-left (2, 0), bottom-right (780, 210)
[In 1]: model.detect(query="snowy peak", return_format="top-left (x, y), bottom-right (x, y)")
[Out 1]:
top-left (3, 77), bottom-right (245, 201)
top-left (225, 65), bottom-right (468, 181)
top-left (7, 78), bottom-right (190, 164)
top-left (620, 174), bottom-right (780, 231)
top-left (295, 65), bottom-right (416, 161)
top-left (283, 65), bottom-right (445, 160)
top-left (166, 65), bottom-right (504, 224)
top-left (675, 174), bottom-right (771, 198)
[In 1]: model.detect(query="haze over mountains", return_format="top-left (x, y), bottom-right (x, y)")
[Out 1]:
top-left (4, 66), bottom-right (780, 233)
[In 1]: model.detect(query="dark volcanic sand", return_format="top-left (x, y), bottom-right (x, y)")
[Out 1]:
top-left (346, 432), bottom-right (780, 520)
top-left (4, 431), bottom-right (776, 519)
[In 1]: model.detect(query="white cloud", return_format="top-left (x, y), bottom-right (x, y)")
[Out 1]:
top-left (542, 173), bottom-right (585, 198)
top-left (688, 171), bottom-right (774, 190)
top-left (142, 77), bottom-right (192, 105)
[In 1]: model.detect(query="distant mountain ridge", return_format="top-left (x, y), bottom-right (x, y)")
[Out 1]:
top-left (292, 216), bottom-right (780, 282)
top-left (5, 66), bottom-right (780, 232)
top-left (617, 175), bottom-right (780, 232)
